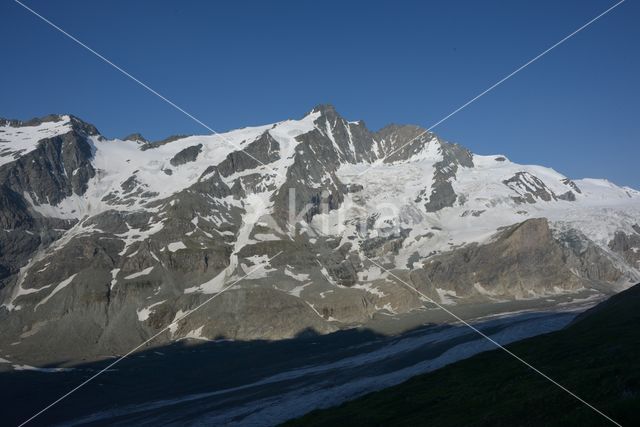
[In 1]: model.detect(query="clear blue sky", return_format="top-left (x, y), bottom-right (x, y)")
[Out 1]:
top-left (1, 0), bottom-right (638, 187)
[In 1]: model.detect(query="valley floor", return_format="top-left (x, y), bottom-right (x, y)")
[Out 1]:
top-left (0, 294), bottom-right (601, 426)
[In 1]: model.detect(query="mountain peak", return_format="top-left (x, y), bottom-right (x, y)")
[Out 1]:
top-left (0, 113), bottom-right (68, 128)
top-left (123, 133), bottom-right (148, 144)
top-left (311, 103), bottom-right (336, 113)
top-left (67, 114), bottom-right (100, 136)
top-left (310, 104), bottom-right (339, 118)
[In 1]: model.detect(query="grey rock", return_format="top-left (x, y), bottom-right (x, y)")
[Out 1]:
top-left (609, 231), bottom-right (640, 266)
top-left (170, 144), bottom-right (203, 166)
top-left (217, 132), bottom-right (279, 177)
top-left (414, 218), bottom-right (623, 299)
top-left (0, 129), bottom-right (95, 206)
top-left (0, 114), bottom-right (66, 128)
top-left (425, 180), bottom-right (457, 212)
top-left (140, 134), bottom-right (191, 151)
top-left (123, 133), bottom-right (148, 144)
top-left (562, 178), bottom-right (582, 194)
top-left (503, 172), bottom-right (559, 203)
top-left (376, 124), bottom-right (435, 163)
top-left (558, 191), bottom-right (576, 201)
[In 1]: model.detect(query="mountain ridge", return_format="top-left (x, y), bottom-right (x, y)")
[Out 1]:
top-left (0, 105), bottom-right (639, 365)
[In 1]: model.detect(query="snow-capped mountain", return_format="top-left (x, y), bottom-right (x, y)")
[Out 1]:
top-left (1, 105), bottom-right (639, 365)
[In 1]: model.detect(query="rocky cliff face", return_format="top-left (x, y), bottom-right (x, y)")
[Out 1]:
top-left (0, 108), bottom-right (639, 365)
top-left (410, 218), bottom-right (625, 301)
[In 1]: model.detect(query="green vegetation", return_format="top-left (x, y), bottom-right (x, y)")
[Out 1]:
top-left (285, 285), bottom-right (640, 426)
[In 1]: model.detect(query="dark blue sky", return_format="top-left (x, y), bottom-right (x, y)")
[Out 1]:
top-left (1, 0), bottom-right (638, 186)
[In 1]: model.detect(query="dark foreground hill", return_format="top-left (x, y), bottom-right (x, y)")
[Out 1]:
top-left (285, 283), bottom-right (640, 427)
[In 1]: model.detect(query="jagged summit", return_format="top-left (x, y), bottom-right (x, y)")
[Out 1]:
top-left (310, 103), bottom-right (338, 115)
top-left (0, 113), bottom-right (67, 127)
top-left (123, 132), bottom-right (148, 144)
top-left (0, 105), bottom-right (639, 365)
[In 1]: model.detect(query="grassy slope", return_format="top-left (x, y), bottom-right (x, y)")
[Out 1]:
top-left (285, 285), bottom-right (640, 426)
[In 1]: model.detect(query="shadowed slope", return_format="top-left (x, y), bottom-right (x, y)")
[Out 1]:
top-left (285, 284), bottom-right (640, 426)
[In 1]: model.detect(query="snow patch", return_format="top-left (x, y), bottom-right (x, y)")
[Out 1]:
top-left (353, 283), bottom-right (386, 298)
top-left (125, 267), bottom-right (154, 280)
top-left (436, 288), bottom-right (458, 305)
top-left (184, 326), bottom-right (207, 341)
top-left (253, 233), bottom-right (281, 242)
top-left (185, 269), bottom-right (227, 294)
top-left (167, 241), bottom-right (187, 252)
top-left (284, 267), bottom-right (310, 282)
top-left (35, 274), bottom-right (78, 309)
top-left (137, 300), bottom-right (166, 321)
top-left (288, 282), bottom-right (313, 297)
top-left (110, 268), bottom-right (121, 289)
top-left (12, 364), bottom-right (74, 373)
